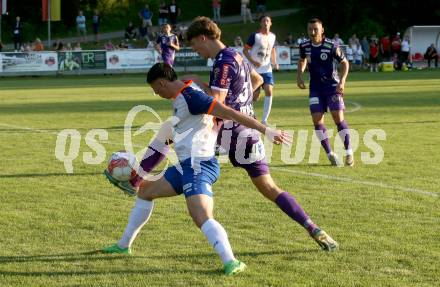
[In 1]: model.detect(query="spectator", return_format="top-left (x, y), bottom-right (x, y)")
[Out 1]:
top-left (118, 40), bottom-right (128, 50)
top-left (424, 44), bottom-right (438, 68)
top-left (33, 38), bottom-right (44, 51)
top-left (104, 40), bottom-right (115, 51)
top-left (256, 0), bottom-right (266, 19)
top-left (138, 22), bottom-right (150, 42)
top-left (332, 33), bottom-right (344, 46)
top-left (346, 45), bottom-right (354, 66)
top-left (158, 1), bottom-right (168, 26)
top-left (234, 36), bottom-right (244, 47)
top-left (74, 42), bottom-right (82, 51)
top-left (0, 41), bottom-right (4, 52)
top-left (369, 39), bottom-right (379, 72)
top-left (348, 34), bottom-right (359, 50)
top-left (400, 36), bottom-right (410, 66)
top-left (354, 44), bottom-right (364, 70)
top-left (13, 16), bottom-right (23, 52)
top-left (139, 4), bottom-right (153, 29)
top-left (125, 21), bottom-right (138, 41)
top-left (391, 32), bottom-right (401, 56)
top-left (92, 9), bottom-right (101, 43)
top-left (53, 39), bottom-right (64, 51)
top-left (380, 34), bottom-right (390, 61)
top-left (241, 0), bottom-right (253, 24)
top-left (168, 0), bottom-right (181, 27)
top-left (65, 43), bottom-right (73, 51)
top-left (21, 42), bottom-right (32, 52)
top-left (284, 33), bottom-right (294, 47)
top-left (296, 33), bottom-right (307, 46)
top-left (212, 0), bottom-right (221, 23)
top-left (360, 36), bottom-right (370, 66)
top-left (76, 11), bottom-right (87, 43)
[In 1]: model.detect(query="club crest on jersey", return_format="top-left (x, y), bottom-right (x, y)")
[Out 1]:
top-left (320, 53), bottom-right (328, 60)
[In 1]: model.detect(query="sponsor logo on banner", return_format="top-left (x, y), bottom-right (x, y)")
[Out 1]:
top-left (106, 50), bottom-right (156, 69)
top-left (276, 46), bottom-right (291, 65)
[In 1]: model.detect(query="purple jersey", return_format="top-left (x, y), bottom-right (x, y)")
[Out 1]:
top-left (209, 47), bottom-right (259, 145)
top-left (156, 34), bottom-right (178, 66)
top-left (299, 38), bottom-right (345, 92)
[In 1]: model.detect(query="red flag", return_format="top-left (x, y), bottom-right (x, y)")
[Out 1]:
top-left (42, 0), bottom-right (48, 21)
top-left (42, 0), bottom-right (60, 21)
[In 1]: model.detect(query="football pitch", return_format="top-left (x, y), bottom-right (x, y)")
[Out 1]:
top-left (0, 70), bottom-right (439, 286)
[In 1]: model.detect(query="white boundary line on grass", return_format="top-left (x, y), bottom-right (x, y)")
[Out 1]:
top-left (1, 122), bottom-right (437, 198)
top-left (271, 167), bottom-right (438, 198)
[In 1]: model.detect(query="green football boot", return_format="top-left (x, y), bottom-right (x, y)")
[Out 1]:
top-left (104, 169), bottom-right (137, 196)
top-left (224, 259), bottom-right (246, 276)
top-left (102, 244), bottom-right (131, 255)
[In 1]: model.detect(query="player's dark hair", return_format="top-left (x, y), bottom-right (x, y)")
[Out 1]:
top-left (186, 16), bottom-right (221, 41)
top-left (146, 63), bottom-right (177, 84)
top-left (259, 14), bottom-right (271, 22)
top-left (308, 18), bottom-right (323, 25)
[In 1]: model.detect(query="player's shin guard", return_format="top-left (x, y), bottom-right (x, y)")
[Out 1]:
top-left (314, 124), bottom-right (332, 154)
top-left (201, 219), bottom-right (235, 264)
top-left (275, 192), bottom-right (318, 235)
top-left (118, 198), bottom-right (154, 248)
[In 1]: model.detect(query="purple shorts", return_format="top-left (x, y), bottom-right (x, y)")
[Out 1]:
top-left (309, 90), bottom-right (345, 113)
top-left (227, 138), bottom-right (269, 178)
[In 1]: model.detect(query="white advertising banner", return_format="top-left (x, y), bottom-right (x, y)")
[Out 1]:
top-left (0, 52), bottom-right (58, 72)
top-left (106, 50), bottom-right (156, 70)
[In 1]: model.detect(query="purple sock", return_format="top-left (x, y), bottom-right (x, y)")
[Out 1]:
top-left (275, 192), bottom-right (318, 235)
top-left (130, 140), bottom-right (169, 187)
top-left (314, 124), bottom-right (332, 154)
top-left (336, 120), bottom-right (351, 150)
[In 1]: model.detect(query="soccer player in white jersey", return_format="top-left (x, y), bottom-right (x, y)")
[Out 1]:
top-left (243, 15), bottom-right (279, 125)
top-left (103, 63), bottom-right (289, 275)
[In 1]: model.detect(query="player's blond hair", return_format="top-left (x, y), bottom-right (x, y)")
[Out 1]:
top-left (186, 16), bottom-right (221, 41)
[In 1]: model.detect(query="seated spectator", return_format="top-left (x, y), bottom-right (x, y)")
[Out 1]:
top-left (74, 42), bottom-right (82, 51)
top-left (284, 33), bottom-right (294, 47)
top-left (118, 40), bottom-right (129, 50)
top-left (0, 41), bottom-right (3, 52)
top-left (53, 39), bottom-right (64, 51)
top-left (33, 38), bottom-right (44, 51)
top-left (21, 42), bottom-right (32, 52)
top-left (125, 22), bottom-right (137, 41)
top-left (234, 36), bottom-right (244, 47)
top-left (104, 40), bottom-right (115, 51)
top-left (65, 43), bottom-right (73, 51)
top-left (424, 44), bottom-right (438, 68)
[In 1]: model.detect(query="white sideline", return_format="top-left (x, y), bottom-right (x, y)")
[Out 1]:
top-left (1, 122), bottom-right (437, 198)
top-left (271, 167), bottom-right (438, 198)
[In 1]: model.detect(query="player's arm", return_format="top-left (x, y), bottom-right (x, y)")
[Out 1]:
top-left (296, 57), bottom-right (307, 89)
top-left (170, 37), bottom-right (180, 51)
top-left (271, 46), bottom-right (279, 71)
top-left (335, 47), bottom-right (349, 93)
top-left (210, 100), bottom-right (290, 144)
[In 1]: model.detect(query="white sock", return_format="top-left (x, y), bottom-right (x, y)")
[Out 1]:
top-left (118, 198), bottom-right (154, 248)
top-left (262, 96), bottom-right (273, 123)
top-left (345, 148), bottom-right (353, 156)
top-left (201, 219), bottom-right (235, 264)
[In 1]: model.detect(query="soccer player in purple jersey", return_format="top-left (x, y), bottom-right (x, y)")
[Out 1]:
top-left (297, 18), bottom-right (354, 166)
top-left (183, 17), bottom-right (338, 251)
top-left (106, 17), bottom-right (338, 253)
top-left (155, 23), bottom-right (180, 66)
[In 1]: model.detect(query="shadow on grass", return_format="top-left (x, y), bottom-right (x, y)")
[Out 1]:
top-left (0, 172), bottom-right (103, 178)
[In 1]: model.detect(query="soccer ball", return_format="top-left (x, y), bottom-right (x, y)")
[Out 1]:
top-left (107, 151), bottom-right (137, 181)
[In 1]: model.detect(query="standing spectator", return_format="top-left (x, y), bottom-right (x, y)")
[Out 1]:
top-left (74, 42), bottom-right (82, 51)
top-left (104, 40), bottom-right (115, 51)
top-left (346, 45), bottom-right (354, 66)
top-left (354, 44), bottom-right (364, 70)
top-left (391, 32), bottom-right (401, 56)
top-left (360, 36), bottom-right (370, 66)
top-left (241, 0), bottom-right (253, 24)
top-left (369, 39), bottom-right (379, 72)
top-left (284, 33), bottom-right (294, 47)
top-left (348, 34), bottom-right (359, 50)
top-left (380, 35), bottom-right (390, 61)
top-left (168, 0), bottom-right (181, 28)
top-left (33, 38), bottom-right (44, 51)
top-left (92, 9), bottom-right (101, 43)
top-left (76, 11), bottom-right (87, 43)
top-left (332, 33), bottom-right (344, 46)
top-left (139, 4), bottom-right (153, 29)
top-left (400, 36), bottom-right (410, 66)
top-left (13, 16), bottom-right (23, 52)
top-left (296, 33), bottom-right (307, 46)
top-left (212, 0), bottom-right (221, 23)
top-left (424, 44), bottom-right (438, 68)
top-left (125, 22), bottom-right (138, 41)
top-left (256, 0), bottom-right (266, 19)
top-left (155, 23), bottom-right (180, 66)
top-left (234, 36), bottom-right (243, 47)
top-left (158, 1), bottom-right (168, 26)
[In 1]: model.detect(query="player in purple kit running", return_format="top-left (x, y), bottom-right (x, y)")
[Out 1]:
top-left (297, 18), bottom-right (354, 166)
top-left (155, 23), bottom-right (180, 66)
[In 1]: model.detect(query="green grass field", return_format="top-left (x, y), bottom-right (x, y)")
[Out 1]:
top-left (0, 70), bottom-right (439, 286)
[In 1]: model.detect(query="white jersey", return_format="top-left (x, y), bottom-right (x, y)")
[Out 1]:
top-left (171, 81), bottom-right (218, 163)
top-left (245, 31), bottom-right (276, 73)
